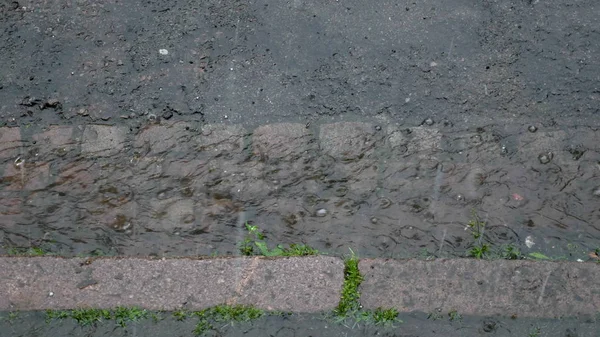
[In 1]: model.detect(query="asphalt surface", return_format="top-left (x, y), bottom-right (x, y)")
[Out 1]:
top-left (1, 0), bottom-right (599, 128)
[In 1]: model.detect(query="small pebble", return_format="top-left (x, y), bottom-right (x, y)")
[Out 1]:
top-left (592, 187), bottom-right (600, 197)
top-left (423, 117), bottom-right (434, 126)
top-left (375, 125), bottom-right (381, 131)
top-left (316, 209), bottom-right (327, 217)
top-left (538, 152), bottom-right (553, 164)
top-left (14, 157), bottom-right (24, 168)
top-left (525, 236), bottom-right (535, 248)
top-left (48, 291), bottom-right (54, 297)
top-left (528, 125), bottom-right (538, 133)
top-left (159, 49), bottom-right (169, 55)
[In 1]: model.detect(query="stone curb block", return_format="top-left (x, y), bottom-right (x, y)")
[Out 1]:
top-left (0, 256), bottom-right (343, 313)
top-left (2, 257), bottom-right (600, 317)
top-left (359, 259), bottom-right (600, 318)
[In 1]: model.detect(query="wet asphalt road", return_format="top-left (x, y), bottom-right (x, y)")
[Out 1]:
top-left (1, 1), bottom-right (600, 336)
top-left (1, 0), bottom-right (599, 128)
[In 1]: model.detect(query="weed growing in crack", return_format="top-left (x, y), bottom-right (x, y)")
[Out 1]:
top-left (69, 308), bottom-right (111, 326)
top-left (466, 210), bottom-right (489, 259)
top-left (7, 246), bottom-right (50, 256)
top-left (192, 305), bottom-right (265, 336)
top-left (331, 249), bottom-right (402, 328)
top-left (465, 210), bottom-right (523, 260)
top-left (448, 309), bottom-right (462, 322)
top-left (173, 309), bottom-right (188, 321)
top-left (371, 307), bottom-right (400, 325)
top-left (334, 249), bottom-right (363, 317)
top-left (113, 306), bottom-right (148, 327)
top-left (45, 307), bottom-right (147, 327)
top-left (498, 244), bottom-right (522, 260)
top-left (468, 244), bottom-right (490, 259)
top-left (239, 222), bottom-right (319, 257)
top-left (1, 311), bottom-right (20, 323)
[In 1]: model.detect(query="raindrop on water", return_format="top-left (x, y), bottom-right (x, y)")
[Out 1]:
top-left (316, 209), bottom-right (328, 217)
top-left (378, 197), bottom-right (392, 209)
top-left (538, 152), bottom-right (553, 164)
top-left (334, 186), bottom-right (348, 197)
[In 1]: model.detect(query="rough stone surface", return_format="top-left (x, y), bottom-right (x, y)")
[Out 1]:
top-left (0, 127), bottom-right (21, 159)
top-left (3, 162), bottom-right (50, 191)
top-left (0, 256), bottom-right (343, 313)
top-left (31, 126), bottom-right (78, 158)
top-left (253, 123), bottom-right (314, 160)
top-left (134, 122), bottom-right (193, 157)
top-left (81, 125), bottom-right (127, 157)
top-left (359, 259), bottom-right (600, 317)
top-left (319, 122), bottom-right (376, 160)
top-left (387, 126), bottom-right (441, 158)
top-left (196, 124), bottom-right (246, 154)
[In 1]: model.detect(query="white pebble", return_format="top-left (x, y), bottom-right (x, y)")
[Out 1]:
top-left (525, 236), bottom-right (535, 248)
top-left (159, 49), bottom-right (169, 55)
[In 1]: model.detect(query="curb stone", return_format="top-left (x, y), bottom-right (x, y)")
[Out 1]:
top-left (0, 256), bottom-right (343, 313)
top-left (1, 256), bottom-right (599, 318)
top-left (359, 258), bottom-right (600, 318)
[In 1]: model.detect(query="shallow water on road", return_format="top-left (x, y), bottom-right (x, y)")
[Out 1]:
top-left (1, 121), bottom-right (599, 261)
top-left (1, 310), bottom-right (598, 337)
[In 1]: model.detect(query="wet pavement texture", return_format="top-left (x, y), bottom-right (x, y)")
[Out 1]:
top-left (1, 121), bottom-right (600, 259)
top-left (0, 256), bottom-right (343, 312)
top-left (1, 310), bottom-right (598, 337)
top-left (0, 0), bottom-right (599, 128)
top-left (1, 0), bottom-right (600, 335)
top-left (1, 0), bottom-right (600, 260)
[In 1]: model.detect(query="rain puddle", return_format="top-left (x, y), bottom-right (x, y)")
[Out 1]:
top-left (1, 120), bottom-right (599, 260)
